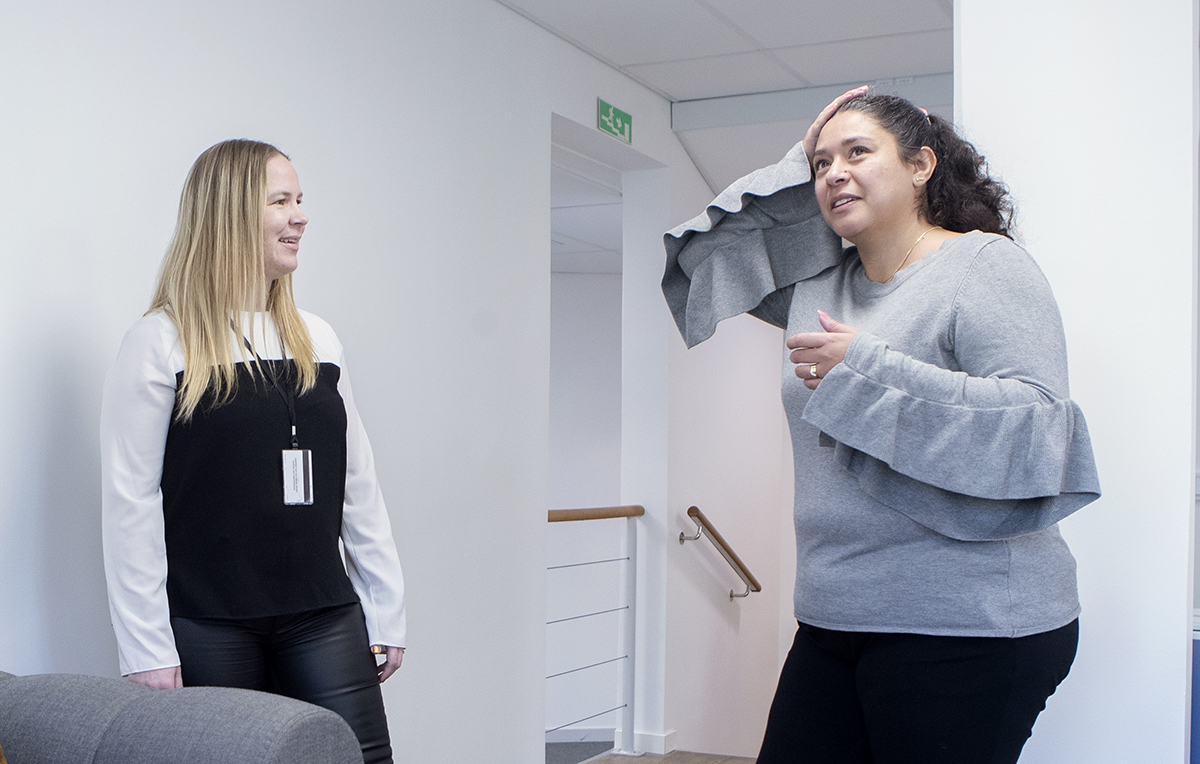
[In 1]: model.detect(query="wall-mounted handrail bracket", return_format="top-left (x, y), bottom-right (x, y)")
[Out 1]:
top-left (678, 505), bottom-right (762, 601)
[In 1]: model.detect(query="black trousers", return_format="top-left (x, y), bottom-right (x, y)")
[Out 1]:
top-left (172, 602), bottom-right (392, 764)
top-left (757, 619), bottom-right (1079, 764)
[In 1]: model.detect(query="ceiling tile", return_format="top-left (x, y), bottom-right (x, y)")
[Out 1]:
top-left (499, 0), bottom-right (756, 66)
top-left (702, 0), bottom-right (951, 49)
top-left (677, 120), bottom-right (808, 193)
top-left (551, 203), bottom-right (623, 252)
top-left (772, 30), bottom-right (952, 88)
top-left (552, 165), bottom-right (622, 209)
top-left (551, 230), bottom-right (608, 255)
top-left (626, 50), bottom-right (805, 102)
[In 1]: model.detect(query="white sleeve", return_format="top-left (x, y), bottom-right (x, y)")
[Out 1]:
top-left (336, 348), bottom-right (407, 649)
top-left (100, 315), bottom-right (180, 675)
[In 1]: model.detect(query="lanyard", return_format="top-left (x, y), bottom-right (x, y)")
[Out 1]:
top-left (238, 326), bottom-right (300, 448)
top-left (234, 320), bottom-right (313, 505)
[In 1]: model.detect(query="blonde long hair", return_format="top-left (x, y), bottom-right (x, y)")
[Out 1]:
top-left (150, 139), bottom-right (317, 421)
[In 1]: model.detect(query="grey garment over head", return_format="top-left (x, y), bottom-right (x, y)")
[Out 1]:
top-left (663, 142), bottom-right (1100, 638)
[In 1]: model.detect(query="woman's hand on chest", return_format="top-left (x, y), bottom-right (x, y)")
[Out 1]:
top-left (787, 310), bottom-right (860, 389)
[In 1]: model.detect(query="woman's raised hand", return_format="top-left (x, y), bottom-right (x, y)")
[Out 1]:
top-left (802, 85), bottom-right (869, 166)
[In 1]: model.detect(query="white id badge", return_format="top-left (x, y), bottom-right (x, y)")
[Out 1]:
top-left (282, 449), bottom-right (314, 505)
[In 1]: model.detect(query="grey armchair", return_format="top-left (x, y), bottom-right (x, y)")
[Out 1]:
top-left (0, 670), bottom-right (362, 764)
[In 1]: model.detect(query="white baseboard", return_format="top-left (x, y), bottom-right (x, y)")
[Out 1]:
top-left (546, 727), bottom-right (615, 744)
top-left (1193, 608), bottom-right (1200, 634)
top-left (633, 730), bottom-right (676, 755)
top-left (545, 726), bottom-right (675, 753)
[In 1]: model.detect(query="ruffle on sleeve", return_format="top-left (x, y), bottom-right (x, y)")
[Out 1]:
top-left (663, 141), bottom-right (844, 348)
top-left (826, 418), bottom-right (1100, 542)
top-left (807, 328), bottom-right (1101, 542)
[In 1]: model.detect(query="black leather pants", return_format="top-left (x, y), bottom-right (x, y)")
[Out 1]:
top-left (173, 602), bottom-right (392, 764)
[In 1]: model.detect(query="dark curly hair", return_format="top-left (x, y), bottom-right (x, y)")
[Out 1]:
top-left (837, 94), bottom-right (1014, 238)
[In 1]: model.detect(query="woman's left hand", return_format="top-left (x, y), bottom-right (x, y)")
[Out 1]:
top-left (803, 85), bottom-right (869, 166)
top-left (787, 311), bottom-right (860, 389)
top-left (374, 645), bottom-right (404, 683)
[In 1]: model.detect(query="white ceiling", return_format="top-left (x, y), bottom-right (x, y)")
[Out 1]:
top-left (510, 0), bottom-right (955, 272)
top-left (496, 0), bottom-right (952, 102)
top-left (550, 163), bottom-right (623, 274)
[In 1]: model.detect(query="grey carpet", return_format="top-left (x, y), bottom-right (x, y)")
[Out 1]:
top-left (545, 741), bottom-right (614, 764)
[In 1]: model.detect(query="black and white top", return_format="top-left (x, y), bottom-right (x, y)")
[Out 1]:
top-left (101, 310), bottom-right (406, 675)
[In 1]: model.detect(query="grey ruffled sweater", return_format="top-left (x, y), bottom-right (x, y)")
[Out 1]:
top-left (663, 142), bottom-right (1100, 637)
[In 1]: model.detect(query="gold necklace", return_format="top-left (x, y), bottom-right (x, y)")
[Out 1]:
top-left (887, 225), bottom-right (941, 282)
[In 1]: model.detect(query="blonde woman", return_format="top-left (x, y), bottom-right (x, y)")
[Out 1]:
top-left (101, 140), bottom-right (404, 764)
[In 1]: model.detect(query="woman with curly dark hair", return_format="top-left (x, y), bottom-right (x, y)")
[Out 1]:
top-left (663, 88), bottom-right (1100, 763)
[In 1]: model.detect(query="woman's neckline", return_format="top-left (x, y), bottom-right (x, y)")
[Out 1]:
top-left (852, 230), bottom-right (980, 291)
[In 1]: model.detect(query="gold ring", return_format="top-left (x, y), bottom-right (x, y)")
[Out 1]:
top-left (809, 364), bottom-right (819, 378)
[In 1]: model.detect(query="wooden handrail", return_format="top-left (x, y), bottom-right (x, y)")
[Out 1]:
top-left (680, 506), bottom-right (762, 598)
top-left (548, 505), bottom-right (645, 523)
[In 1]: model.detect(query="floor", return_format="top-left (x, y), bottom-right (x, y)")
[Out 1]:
top-left (587, 752), bottom-right (755, 764)
top-left (546, 741), bottom-right (616, 764)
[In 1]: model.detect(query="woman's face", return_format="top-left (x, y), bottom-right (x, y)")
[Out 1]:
top-left (811, 110), bottom-right (923, 243)
top-left (262, 155), bottom-right (308, 282)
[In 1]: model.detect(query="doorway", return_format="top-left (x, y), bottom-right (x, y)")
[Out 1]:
top-left (545, 137), bottom-right (626, 759)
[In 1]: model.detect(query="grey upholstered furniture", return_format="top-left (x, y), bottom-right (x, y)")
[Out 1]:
top-left (0, 670), bottom-right (362, 764)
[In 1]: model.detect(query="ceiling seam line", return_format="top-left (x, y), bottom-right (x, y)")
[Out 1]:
top-left (622, 26), bottom-right (954, 71)
top-left (671, 73), bottom-right (953, 108)
top-left (491, 0), bottom-right (680, 102)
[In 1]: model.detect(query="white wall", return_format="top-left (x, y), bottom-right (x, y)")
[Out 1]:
top-left (958, 0), bottom-right (1197, 761)
top-left (546, 271), bottom-right (623, 736)
top-left (665, 314), bottom-right (791, 757)
top-left (549, 273), bottom-right (623, 510)
top-left (0, 2), bottom-right (714, 761)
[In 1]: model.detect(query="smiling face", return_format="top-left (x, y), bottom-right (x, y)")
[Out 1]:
top-left (811, 110), bottom-right (927, 244)
top-left (262, 155), bottom-right (307, 282)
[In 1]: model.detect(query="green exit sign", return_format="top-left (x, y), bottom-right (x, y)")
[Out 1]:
top-left (597, 98), bottom-right (632, 144)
